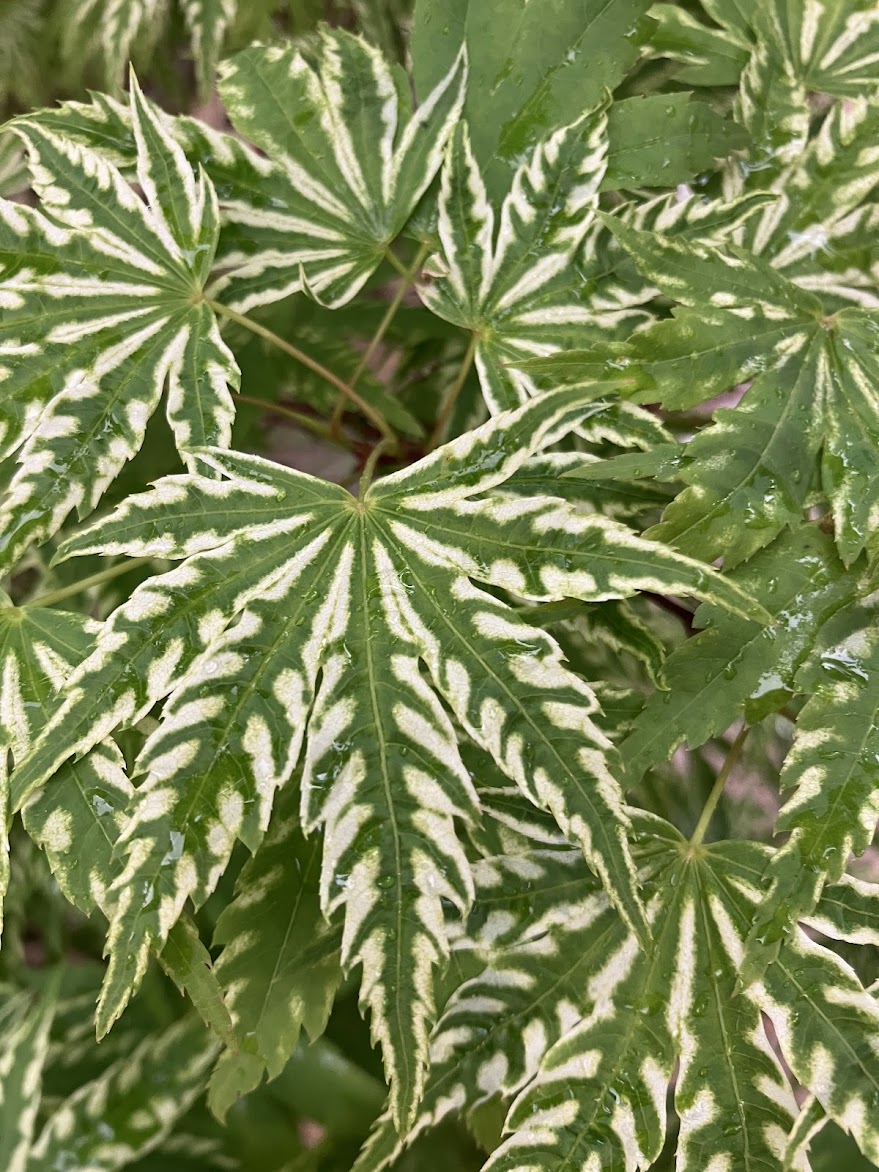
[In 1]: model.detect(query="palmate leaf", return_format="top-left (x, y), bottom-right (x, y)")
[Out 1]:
top-left (13, 65), bottom-right (464, 318)
top-left (420, 107), bottom-right (748, 416)
top-left (359, 808), bottom-right (879, 1170)
top-left (731, 95), bottom-right (879, 309)
top-left (601, 216), bottom-right (879, 567)
top-left (714, 1), bottom-right (879, 314)
top-left (653, 0), bottom-right (879, 134)
top-left (756, 0), bottom-right (879, 101)
top-left (419, 109), bottom-right (625, 415)
top-left (211, 29), bottom-right (467, 312)
top-left (9, 386), bottom-right (764, 1130)
top-left (469, 186), bottom-right (774, 413)
top-left (62, 0), bottom-right (239, 96)
top-left (0, 72), bottom-right (237, 574)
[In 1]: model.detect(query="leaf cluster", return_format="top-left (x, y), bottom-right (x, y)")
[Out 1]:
top-left (2, 2), bottom-right (879, 1170)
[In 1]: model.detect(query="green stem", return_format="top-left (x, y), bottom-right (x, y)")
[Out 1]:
top-left (689, 725), bottom-right (750, 848)
top-left (207, 299), bottom-right (399, 450)
top-left (358, 438), bottom-right (394, 497)
top-left (383, 247), bottom-right (410, 277)
top-left (28, 557), bottom-right (154, 608)
top-left (331, 242), bottom-right (431, 434)
top-left (232, 392), bottom-right (352, 450)
top-left (428, 332), bottom-right (479, 451)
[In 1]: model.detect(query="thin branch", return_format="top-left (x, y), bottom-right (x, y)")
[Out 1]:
top-left (330, 241), bottom-right (431, 434)
top-left (689, 725), bottom-right (750, 848)
top-left (208, 299), bottom-right (399, 450)
top-left (232, 391), bottom-right (353, 450)
top-left (383, 247), bottom-right (410, 277)
top-left (358, 438), bottom-right (395, 497)
top-left (428, 332), bottom-right (479, 451)
top-left (28, 557), bottom-right (154, 608)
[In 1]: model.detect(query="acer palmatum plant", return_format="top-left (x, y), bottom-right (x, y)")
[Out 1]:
top-left (2, 2), bottom-right (879, 1170)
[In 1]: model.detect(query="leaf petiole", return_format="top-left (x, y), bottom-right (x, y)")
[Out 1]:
top-left (428, 332), bottom-right (479, 450)
top-left (207, 299), bottom-right (400, 451)
top-left (27, 557), bottom-right (155, 608)
top-left (689, 725), bottom-right (750, 848)
top-left (330, 241), bottom-right (431, 434)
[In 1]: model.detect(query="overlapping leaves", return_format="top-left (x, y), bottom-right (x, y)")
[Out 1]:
top-left (212, 29), bottom-right (467, 311)
top-left (9, 386), bottom-right (763, 1129)
top-left (0, 981), bottom-right (220, 1171)
top-left (357, 805), bottom-right (879, 1170)
top-left (0, 3), bottom-right (878, 1169)
top-left (552, 215), bottom-right (879, 568)
top-left (0, 73), bottom-right (237, 574)
top-left (421, 110), bottom-right (760, 416)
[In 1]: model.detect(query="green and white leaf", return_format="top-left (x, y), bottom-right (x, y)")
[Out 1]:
top-left (757, 0), bottom-right (879, 100)
top-left (731, 95), bottom-right (879, 309)
top-left (0, 982), bottom-right (57, 1172)
top-left (10, 386), bottom-right (763, 1129)
top-left (211, 30), bottom-right (466, 311)
top-left (0, 74), bottom-right (237, 573)
top-left (29, 1014), bottom-right (219, 1170)
top-left (420, 110), bottom-right (630, 414)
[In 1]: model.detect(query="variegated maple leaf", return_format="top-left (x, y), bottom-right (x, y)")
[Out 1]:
top-left (64, 0), bottom-right (239, 95)
top-left (10, 385), bottom-right (763, 1130)
top-left (211, 28), bottom-right (467, 312)
top-left (0, 982), bottom-right (219, 1171)
top-left (359, 806), bottom-right (879, 1171)
top-left (0, 72), bottom-right (238, 574)
top-left (420, 106), bottom-right (774, 416)
top-left (593, 215), bottom-right (879, 568)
